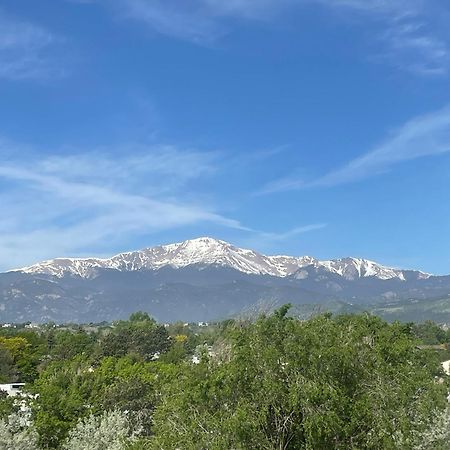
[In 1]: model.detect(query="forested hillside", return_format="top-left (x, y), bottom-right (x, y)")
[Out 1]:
top-left (0, 309), bottom-right (449, 449)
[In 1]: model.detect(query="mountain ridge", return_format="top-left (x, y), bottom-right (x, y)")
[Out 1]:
top-left (12, 237), bottom-right (431, 282)
top-left (1, 237), bottom-right (449, 323)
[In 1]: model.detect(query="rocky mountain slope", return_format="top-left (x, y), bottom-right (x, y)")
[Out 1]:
top-left (15, 237), bottom-right (428, 281)
top-left (1, 237), bottom-right (449, 323)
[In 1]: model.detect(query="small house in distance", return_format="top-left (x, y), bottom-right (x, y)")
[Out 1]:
top-left (0, 383), bottom-right (25, 397)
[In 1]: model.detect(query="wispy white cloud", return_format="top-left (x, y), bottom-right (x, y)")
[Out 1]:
top-left (314, 0), bottom-right (450, 75)
top-left (97, 0), bottom-right (288, 44)
top-left (0, 138), bottom-right (328, 269)
top-left (261, 105), bottom-right (450, 193)
top-left (108, 0), bottom-right (286, 43)
top-left (111, 0), bottom-right (223, 44)
top-left (0, 10), bottom-right (62, 80)
top-left (259, 223), bottom-right (327, 241)
top-left (35, 145), bottom-right (218, 195)
top-left (93, 0), bottom-right (450, 75)
top-left (378, 24), bottom-right (449, 76)
top-left (239, 223), bottom-right (327, 255)
top-left (0, 143), bottom-right (245, 270)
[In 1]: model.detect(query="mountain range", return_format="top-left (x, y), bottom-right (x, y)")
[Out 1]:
top-left (1, 237), bottom-right (450, 323)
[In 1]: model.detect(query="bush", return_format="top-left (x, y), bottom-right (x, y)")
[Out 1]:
top-left (0, 412), bottom-right (38, 450)
top-left (63, 410), bottom-right (139, 450)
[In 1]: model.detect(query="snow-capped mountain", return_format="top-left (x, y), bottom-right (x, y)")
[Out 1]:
top-left (2, 237), bottom-right (449, 324)
top-left (14, 237), bottom-right (428, 281)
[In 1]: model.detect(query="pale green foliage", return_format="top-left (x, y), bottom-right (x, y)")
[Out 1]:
top-left (413, 406), bottom-right (450, 450)
top-left (63, 409), bottom-right (138, 450)
top-left (0, 412), bottom-right (38, 450)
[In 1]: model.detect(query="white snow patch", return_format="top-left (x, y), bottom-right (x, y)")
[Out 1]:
top-left (11, 237), bottom-right (427, 282)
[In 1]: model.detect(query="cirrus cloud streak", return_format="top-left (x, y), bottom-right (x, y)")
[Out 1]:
top-left (261, 105), bottom-right (450, 193)
top-left (0, 144), bottom-right (243, 270)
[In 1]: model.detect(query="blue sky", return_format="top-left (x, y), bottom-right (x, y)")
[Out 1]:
top-left (0, 0), bottom-right (449, 274)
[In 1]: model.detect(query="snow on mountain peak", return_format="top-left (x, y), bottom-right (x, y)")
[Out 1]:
top-left (13, 237), bottom-right (426, 281)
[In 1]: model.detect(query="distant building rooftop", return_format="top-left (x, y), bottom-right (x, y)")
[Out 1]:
top-left (0, 383), bottom-right (25, 397)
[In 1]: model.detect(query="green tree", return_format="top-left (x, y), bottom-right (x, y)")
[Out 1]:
top-left (32, 358), bottom-right (93, 448)
top-left (50, 330), bottom-right (95, 361)
top-left (151, 310), bottom-right (448, 449)
top-left (0, 346), bottom-right (15, 382)
top-left (0, 330), bottom-right (47, 382)
top-left (412, 321), bottom-right (447, 345)
top-left (97, 314), bottom-right (171, 361)
top-left (32, 356), bottom-right (163, 447)
top-left (0, 391), bottom-right (14, 419)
